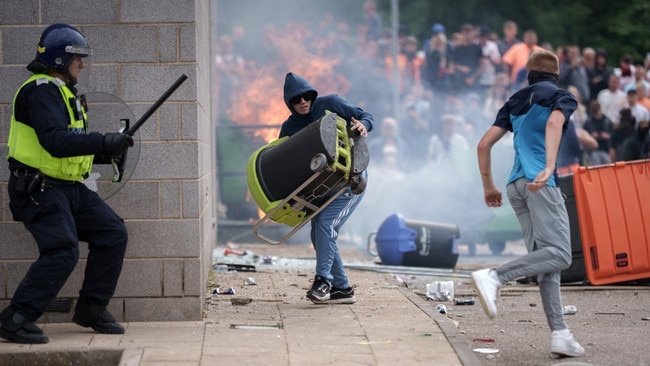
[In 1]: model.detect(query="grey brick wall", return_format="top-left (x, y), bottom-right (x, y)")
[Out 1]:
top-left (0, 0), bottom-right (215, 322)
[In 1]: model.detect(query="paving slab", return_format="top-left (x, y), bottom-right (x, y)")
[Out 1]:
top-left (0, 243), bottom-right (473, 365)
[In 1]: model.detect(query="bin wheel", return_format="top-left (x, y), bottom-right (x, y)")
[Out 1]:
top-left (310, 153), bottom-right (328, 172)
top-left (488, 241), bottom-right (506, 255)
top-left (350, 175), bottom-right (367, 195)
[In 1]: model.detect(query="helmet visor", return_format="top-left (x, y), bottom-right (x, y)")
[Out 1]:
top-left (65, 45), bottom-right (92, 57)
top-left (75, 55), bottom-right (92, 92)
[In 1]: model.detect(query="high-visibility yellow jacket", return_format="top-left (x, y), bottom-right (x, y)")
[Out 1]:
top-left (7, 74), bottom-right (93, 181)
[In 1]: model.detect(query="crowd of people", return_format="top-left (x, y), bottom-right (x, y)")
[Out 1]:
top-left (216, 9), bottom-right (649, 178)
top-left (353, 18), bottom-right (650, 174)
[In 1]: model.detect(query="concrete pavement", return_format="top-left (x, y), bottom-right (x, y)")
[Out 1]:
top-left (0, 243), bottom-right (479, 365)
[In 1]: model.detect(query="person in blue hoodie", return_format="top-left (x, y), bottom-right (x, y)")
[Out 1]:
top-left (280, 72), bottom-right (373, 304)
top-left (470, 50), bottom-right (585, 358)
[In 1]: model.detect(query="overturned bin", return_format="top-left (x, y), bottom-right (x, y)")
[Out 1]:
top-left (369, 213), bottom-right (460, 269)
top-left (247, 113), bottom-right (369, 244)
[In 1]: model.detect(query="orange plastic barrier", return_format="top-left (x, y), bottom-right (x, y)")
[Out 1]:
top-left (573, 160), bottom-right (650, 285)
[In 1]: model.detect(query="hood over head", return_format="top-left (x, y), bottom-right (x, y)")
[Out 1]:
top-left (283, 72), bottom-right (318, 114)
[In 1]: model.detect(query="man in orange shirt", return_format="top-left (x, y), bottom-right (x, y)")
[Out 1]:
top-left (501, 29), bottom-right (543, 88)
top-left (384, 36), bottom-right (425, 96)
top-left (635, 84), bottom-right (650, 111)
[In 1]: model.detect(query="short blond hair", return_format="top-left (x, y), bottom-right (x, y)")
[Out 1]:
top-left (526, 49), bottom-right (559, 74)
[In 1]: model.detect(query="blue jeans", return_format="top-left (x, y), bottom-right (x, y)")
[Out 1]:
top-left (310, 186), bottom-right (364, 289)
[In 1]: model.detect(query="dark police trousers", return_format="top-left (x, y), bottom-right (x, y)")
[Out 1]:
top-left (7, 175), bottom-right (128, 321)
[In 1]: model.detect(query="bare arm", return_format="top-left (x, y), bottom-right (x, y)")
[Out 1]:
top-left (477, 125), bottom-right (508, 207)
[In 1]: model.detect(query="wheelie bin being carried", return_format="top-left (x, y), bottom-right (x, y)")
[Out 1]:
top-left (246, 113), bottom-right (369, 244)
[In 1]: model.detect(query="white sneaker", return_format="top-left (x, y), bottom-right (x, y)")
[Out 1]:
top-left (551, 330), bottom-right (585, 357)
top-left (470, 269), bottom-right (501, 319)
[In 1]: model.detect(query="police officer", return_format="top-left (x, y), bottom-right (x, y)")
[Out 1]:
top-left (0, 24), bottom-right (133, 344)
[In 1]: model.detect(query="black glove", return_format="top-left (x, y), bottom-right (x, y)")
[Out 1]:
top-left (102, 132), bottom-right (134, 157)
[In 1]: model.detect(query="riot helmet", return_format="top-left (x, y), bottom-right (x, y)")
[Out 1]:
top-left (28, 23), bottom-right (92, 74)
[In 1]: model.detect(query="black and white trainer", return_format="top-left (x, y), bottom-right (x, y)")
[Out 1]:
top-left (327, 285), bottom-right (357, 304)
top-left (306, 275), bottom-right (331, 303)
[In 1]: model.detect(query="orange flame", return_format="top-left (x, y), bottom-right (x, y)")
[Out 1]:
top-left (227, 21), bottom-right (350, 144)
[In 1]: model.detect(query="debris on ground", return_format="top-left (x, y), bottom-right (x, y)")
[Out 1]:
top-left (562, 304), bottom-right (578, 315)
top-left (472, 338), bottom-right (495, 343)
top-left (231, 297), bottom-right (253, 306)
top-left (473, 348), bottom-right (499, 354)
top-left (213, 287), bottom-right (236, 295)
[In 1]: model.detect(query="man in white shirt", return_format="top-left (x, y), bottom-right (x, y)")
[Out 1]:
top-left (597, 74), bottom-right (628, 125)
top-left (477, 26), bottom-right (502, 98)
top-left (427, 114), bottom-right (469, 164)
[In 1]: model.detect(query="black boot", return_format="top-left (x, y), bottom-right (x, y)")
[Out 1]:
top-left (72, 298), bottom-right (124, 334)
top-left (0, 306), bottom-right (49, 344)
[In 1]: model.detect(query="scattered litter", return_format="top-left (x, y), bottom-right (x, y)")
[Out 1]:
top-left (563, 305), bottom-right (578, 315)
top-left (213, 265), bottom-right (230, 273)
top-left (473, 348), bottom-right (499, 354)
top-left (642, 317), bottom-right (650, 321)
top-left (212, 247), bottom-right (266, 270)
top-left (214, 287), bottom-right (236, 295)
top-left (213, 263), bottom-right (257, 273)
top-left (231, 297), bottom-right (253, 306)
top-left (224, 247), bottom-right (247, 256)
top-left (421, 333), bottom-right (432, 337)
top-left (263, 255), bottom-right (274, 264)
top-left (213, 264), bottom-right (256, 273)
top-left (426, 281), bottom-right (454, 301)
top-left (454, 298), bottom-right (475, 305)
top-left (437, 304), bottom-right (447, 314)
top-left (244, 277), bottom-right (257, 286)
top-left (393, 274), bottom-right (410, 288)
top-left (595, 312), bottom-right (625, 315)
top-left (228, 264), bottom-right (256, 272)
top-left (472, 338), bottom-right (495, 343)
top-left (529, 303), bottom-right (537, 307)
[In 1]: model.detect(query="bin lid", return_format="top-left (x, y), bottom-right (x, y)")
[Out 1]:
top-left (376, 213), bottom-right (417, 242)
top-left (375, 214), bottom-right (417, 265)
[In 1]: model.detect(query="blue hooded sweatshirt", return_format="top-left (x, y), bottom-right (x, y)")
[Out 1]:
top-left (493, 70), bottom-right (577, 187)
top-left (279, 72), bottom-right (374, 138)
